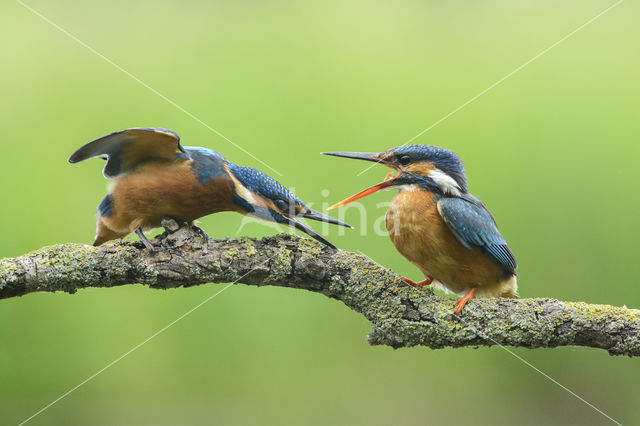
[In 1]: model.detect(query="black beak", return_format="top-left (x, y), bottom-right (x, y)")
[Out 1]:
top-left (303, 209), bottom-right (352, 228)
top-left (282, 214), bottom-right (337, 249)
top-left (322, 151), bottom-right (387, 165)
top-left (322, 151), bottom-right (402, 210)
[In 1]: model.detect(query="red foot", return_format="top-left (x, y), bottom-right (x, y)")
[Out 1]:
top-left (454, 287), bottom-right (476, 314)
top-left (401, 276), bottom-right (433, 287)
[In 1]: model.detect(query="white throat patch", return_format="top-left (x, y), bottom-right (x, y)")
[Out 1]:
top-left (429, 168), bottom-right (462, 196)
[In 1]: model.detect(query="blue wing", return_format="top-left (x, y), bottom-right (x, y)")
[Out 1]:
top-left (69, 128), bottom-right (183, 178)
top-left (437, 194), bottom-right (517, 272)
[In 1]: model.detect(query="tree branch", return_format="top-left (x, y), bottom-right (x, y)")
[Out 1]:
top-left (1, 221), bottom-right (638, 356)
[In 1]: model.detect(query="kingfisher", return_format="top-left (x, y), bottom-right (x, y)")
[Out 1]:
top-left (69, 127), bottom-right (350, 250)
top-left (324, 145), bottom-right (517, 313)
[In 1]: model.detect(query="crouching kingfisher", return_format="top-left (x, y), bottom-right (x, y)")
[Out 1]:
top-left (324, 145), bottom-right (517, 313)
top-left (69, 127), bottom-right (350, 250)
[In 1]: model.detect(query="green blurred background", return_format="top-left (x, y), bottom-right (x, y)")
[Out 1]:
top-left (1, 0), bottom-right (639, 424)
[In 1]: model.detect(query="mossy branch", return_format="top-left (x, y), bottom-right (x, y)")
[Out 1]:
top-left (1, 221), bottom-right (639, 356)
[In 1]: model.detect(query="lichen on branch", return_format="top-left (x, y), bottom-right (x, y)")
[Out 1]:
top-left (1, 221), bottom-right (639, 357)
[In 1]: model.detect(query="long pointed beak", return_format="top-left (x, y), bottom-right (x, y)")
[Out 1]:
top-left (303, 209), bottom-right (352, 228)
top-left (283, 215), bottom-right (337, 249)
top-left (322, 151), bottom-right (383, 164)
top-left (322, 151), bottom-right (401, 210)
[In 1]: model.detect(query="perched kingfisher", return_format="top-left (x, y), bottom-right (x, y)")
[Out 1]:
top-left (324, 145), bottom-right (517, 313)
top-left (69, 127), bottom-right (350, 250)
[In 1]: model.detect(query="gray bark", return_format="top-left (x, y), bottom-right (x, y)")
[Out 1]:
top-left (1, 221), bottom-right (638, 356)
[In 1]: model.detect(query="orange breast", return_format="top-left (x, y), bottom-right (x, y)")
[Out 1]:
top-left (386, 189), bottom-right (511, 296)
top-left (105, 160), bottom-right (242, 232)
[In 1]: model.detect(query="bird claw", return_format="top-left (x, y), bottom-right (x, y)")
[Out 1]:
top-left (401, 276), bottom-right (432, 287)
top-left (453, 288), bottom-right (476, 314)
top-left (160, 217), bottom-right (209, 249)
top-left (191, 225), bottom-right (209, 244)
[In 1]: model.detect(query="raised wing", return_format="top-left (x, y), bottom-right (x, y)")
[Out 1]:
top-left (68, 127), bottom-right (184, 178)
top-left (437, 194), bottom-right (517, 272)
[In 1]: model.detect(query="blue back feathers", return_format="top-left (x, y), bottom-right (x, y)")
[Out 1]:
top-left (184, 147), bottom-right (306, 214)
top-left (98, 195), bottom-right (113, 217)
top-left (184, 147), bottom-right (227, 184)
top-left (438, 193), bottom-right (517, 274)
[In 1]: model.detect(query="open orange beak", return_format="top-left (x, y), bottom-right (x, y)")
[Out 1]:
top-left (322, 151), bottom-right (401, 210)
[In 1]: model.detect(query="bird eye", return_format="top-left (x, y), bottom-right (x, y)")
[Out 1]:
top-left (399, 155), bottom-right (411, 165)
top-left (275, 199), bottom-right (288, 211)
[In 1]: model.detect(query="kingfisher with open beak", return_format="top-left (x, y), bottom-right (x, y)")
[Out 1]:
top-left (69, 127), bottom-right (350, 250)
top-left (324, 145), bottom-right (517, 313)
